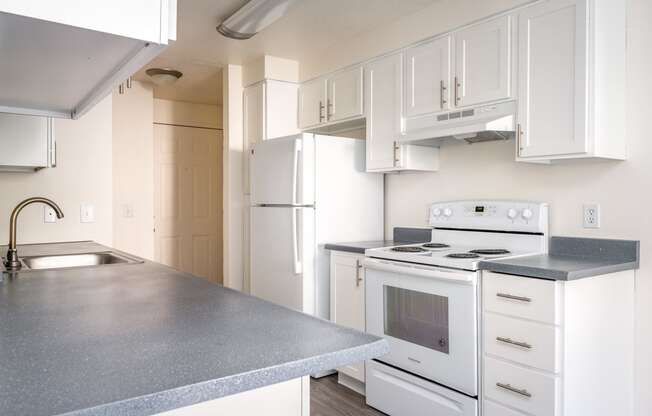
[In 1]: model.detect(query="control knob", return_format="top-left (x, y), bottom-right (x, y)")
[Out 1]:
top-left (432, 208), bottom-right (442, 217)
top-left (522, 208), bottom-right (533, 220)
top-left (443, 208), bottom-right (453, 217)
top-left (507, 208), bottom-right (518, 219)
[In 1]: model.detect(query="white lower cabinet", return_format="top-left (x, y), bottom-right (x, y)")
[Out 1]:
top-left (481, 270), bottom-right (636, 416)
top-left (366, 360), bottom-right (477, 416)
top-left (330, 251), bottom-right (366, 386)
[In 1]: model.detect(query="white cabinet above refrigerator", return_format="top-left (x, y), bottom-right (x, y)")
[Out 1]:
top-left (0, 0), bottom-right (177, 119)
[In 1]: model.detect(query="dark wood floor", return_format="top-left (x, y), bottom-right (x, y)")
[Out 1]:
top-left (311, 375), bottom-right (386, 416)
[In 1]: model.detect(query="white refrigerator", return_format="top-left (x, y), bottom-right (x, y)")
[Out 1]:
top-left (250, 133), bottom-right (383, 320)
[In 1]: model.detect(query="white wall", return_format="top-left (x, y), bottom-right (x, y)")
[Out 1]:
top-left (300, 0), bottom-right (652, 414)
top-left (154, 99), bottom-right (223, 129)
top-left (0, 96), bottom-right (113, 246)
top-left (112, 82), bottom-right (155, 259)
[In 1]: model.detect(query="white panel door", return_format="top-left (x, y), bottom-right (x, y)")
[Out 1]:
top-left (250, 206), bottom-right (315, 313)
top-left (365, 53), bottom-right (402, 171)
top-left (517, 0), bottom-right (588, 158)
top-left (405, 36), bottom-right (451, 117)
top-left (326, 66), bottom-right (364, 122)
top-left (243, 82), bottom-right (265, 195)
top-left (153, 125), bottom-right (222, 284)
top-left (250, 135), bottom-right (315, 206)
top-left (454, 16), bottom-right (511, 107)
top-left (298, 78), bottom-right (325, 129)
top-left (330, 252), bottom-right (366, 382)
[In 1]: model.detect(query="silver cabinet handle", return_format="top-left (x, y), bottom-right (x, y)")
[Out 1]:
top-left (355, 259), bottom-right (363, 287)
top-left (454, 76), bottom-right (461, 105)
top-left (440, 80), bottom-right (447, 108)
top-left (496, 293), bottom-right (532, 303)
top-left (319, 101), bottom-right (325, 122)
top-left (327, 99), bottom-right (333, 120)
top-left (496, 336), bottom-right (532, 349)
top-left (517, 123), bottom-right (524, 154)
top-left (496, 382), bottom-right (532, 398)
top-left (393, 141), bottom-right (400, 167)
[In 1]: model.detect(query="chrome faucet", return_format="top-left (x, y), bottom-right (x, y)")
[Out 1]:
top-left (4, 197), bottom-right (64, 270)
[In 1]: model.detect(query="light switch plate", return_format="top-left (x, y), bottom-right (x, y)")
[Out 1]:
top-left (44, 206), bottom-right (57, 223)
top-left (80, 203), bottom-right (95, 223)
top-left (583, 203), bottom-right (600, 228)
top-left (122, 203), bottom-right (134, 218)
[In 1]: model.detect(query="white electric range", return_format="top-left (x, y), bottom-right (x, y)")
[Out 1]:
top-left (363, 200), bottom-right (549, 416)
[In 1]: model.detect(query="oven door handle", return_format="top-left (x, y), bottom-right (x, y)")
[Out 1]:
top-left (363, 258), bottom-right (475, 284)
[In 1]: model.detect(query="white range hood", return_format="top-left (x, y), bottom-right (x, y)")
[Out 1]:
top-left (0, 1), bottom-right (176, 119)
top-left (400, 101), bottom-right (517, 145)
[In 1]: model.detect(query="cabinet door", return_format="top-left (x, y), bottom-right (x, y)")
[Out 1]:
top-left (298, 78), bottom-right (325, 129)
top-left (365, 53), bottom-right (402, 171)
top-left (405, 36), bottom-right (451, 117)
top-left (517, 0), bottom-right (588, 158)
top-left (326, 66), bottom-right (363, 122)
top-left (330, 252), bottom-right (366, 382)
top-left (454, 16), bottom-right (511, 107)
top-left (243, 82), bottom-right (265, 194)
top-left (265, 80), bottom-right (300, 139)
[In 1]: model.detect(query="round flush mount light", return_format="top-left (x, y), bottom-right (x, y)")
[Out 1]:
top-left (145, 68), bottom-right (183, 86)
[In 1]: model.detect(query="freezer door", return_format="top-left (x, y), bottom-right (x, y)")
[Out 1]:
top-left (250, 206), bottom-right (316, 313)
top-left (250, 134), bottom-right (315, 205)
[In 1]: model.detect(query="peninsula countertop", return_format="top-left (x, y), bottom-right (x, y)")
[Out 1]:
top-left (0, 241), bottom-right (388, 416)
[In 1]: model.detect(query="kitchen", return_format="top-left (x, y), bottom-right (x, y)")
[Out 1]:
top-left (0, 0), bottom-right (650, 416)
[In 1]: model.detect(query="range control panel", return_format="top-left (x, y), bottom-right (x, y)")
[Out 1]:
top-left (429, 200), bottom-right (549, 233)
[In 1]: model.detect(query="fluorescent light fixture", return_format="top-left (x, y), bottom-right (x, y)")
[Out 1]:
top-left (145, 68), bottom-right (183, 86)
top-left (217, 0), bottom-right (298, 40)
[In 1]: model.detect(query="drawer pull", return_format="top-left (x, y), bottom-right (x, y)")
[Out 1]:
top-left (496, 382), bottom-right (532, 398)
top-left (496, 336), bottom-right (532, 349)
top-left (496, 293), bottom-right (532, 303)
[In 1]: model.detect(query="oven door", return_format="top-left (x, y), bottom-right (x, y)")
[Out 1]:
top-left (365, 257), bottom-right (478, 396)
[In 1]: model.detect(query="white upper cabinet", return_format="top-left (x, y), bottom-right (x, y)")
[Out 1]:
top-left (0, 113), bottom-right (55, 172)
top-left (0, 0), bottom-right (176, 119)
top-left (365, 53), bottom-right (439, 173)
top-left (404, 36), bottom-right (452, 117)
top-left (298, 78), bottom-right (326, 129)
top-left (453, 15), bottom-right (512, 107)
top-left (516, 0), bottom-right (626, 161)
top-left (327, 66), bottom-right (364, 122)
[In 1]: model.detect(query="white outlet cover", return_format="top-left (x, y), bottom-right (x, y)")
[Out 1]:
top-left (44, 206), bottom-right (57, 223)
top-left (583, 203), bottom-right (600, 228)
top-left (80, 203), bottom-right (95, 223)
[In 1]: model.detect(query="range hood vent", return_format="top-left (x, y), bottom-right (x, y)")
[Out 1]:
top-left (401, 101), bottom-right (517, 146)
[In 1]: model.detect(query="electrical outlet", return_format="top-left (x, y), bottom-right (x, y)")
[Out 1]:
top-left (80, 203), bottom-right (95, 223)
top-left (583, 203), bottom-right (600, 228)
top-left (44, 206), bottom-right (57, 223)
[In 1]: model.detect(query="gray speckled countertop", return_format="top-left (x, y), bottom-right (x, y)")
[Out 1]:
top-left (480, 236), bottom-right (639, 280)
top-left (0, 242), bottom-right (388, 416)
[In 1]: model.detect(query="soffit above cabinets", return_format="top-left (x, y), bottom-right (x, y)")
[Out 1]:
top-left (0, 1), bottom-right (176, 119)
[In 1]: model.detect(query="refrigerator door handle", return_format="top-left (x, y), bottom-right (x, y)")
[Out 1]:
top-left (292, 208), bottom-right (302, 274)
top-left (291, 139), bottom-right (302, 205)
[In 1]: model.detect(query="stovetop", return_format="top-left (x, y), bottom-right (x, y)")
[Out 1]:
top-left (365, 242), bottom-right (536, 271)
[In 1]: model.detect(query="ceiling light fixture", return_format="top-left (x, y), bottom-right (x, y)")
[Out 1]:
top-left (216, 0), bottom-right (298, 40)
top-left (145, 68), bottom-right (183, 86)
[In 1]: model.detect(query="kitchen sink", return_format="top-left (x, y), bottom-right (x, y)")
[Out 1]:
top-left (20, 252), bottom-right (142, 270)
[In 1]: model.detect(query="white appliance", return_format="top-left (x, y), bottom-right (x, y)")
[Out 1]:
top-left (249, 133), bottom-right (383, 319)
top-left (402, 101), bottom-right (516, 145)
top-left (364, 200), bottom-right (549, 416)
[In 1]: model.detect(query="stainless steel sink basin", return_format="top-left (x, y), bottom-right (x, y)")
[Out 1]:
top-left (20, 252), bottom-right (142, 270)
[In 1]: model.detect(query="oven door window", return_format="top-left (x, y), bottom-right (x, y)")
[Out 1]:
top-left (383, 285), bottom-right (449, 354)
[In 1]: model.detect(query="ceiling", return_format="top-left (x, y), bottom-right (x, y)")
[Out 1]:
top-left (134, 0), bottom-right (440, 105)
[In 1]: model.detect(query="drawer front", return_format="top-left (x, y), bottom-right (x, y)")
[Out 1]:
top-left (484, 399), bottom-right (528, 416)
top-left (366, 360), bottom-right (478, 416)
top-left (484, 313), bottom-right (559, 373)
top-left (483, 272), bottom-right (559, 324)
top-left (484, 357), bottom-right (558, 416)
